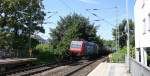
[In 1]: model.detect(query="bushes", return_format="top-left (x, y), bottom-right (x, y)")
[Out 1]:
top-left (33, 44), bottom-right (57, 63)
top-left (130, 47), bottom-right (135, 58)
top-left (111, 46), bottom-right (135, 63)
top-left (33, 43), bottom-right (68, 63)
top-left (111, 47), bottom-right (127, 63)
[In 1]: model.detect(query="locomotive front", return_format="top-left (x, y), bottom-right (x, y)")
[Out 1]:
top-left (69, 41), bottom-right (85, 56)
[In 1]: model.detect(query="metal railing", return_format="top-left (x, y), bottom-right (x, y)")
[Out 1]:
top-left (0, 49), bottom-right (15, 59)
top-left (129, 57), bottom-right (150, 76)
top-left (0, 49), bottom-right (29, 59)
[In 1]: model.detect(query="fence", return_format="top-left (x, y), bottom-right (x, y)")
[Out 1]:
top-left (129, 57), bottom-right (150, 76)
top-left (0, 49), bottom-right (29, 59)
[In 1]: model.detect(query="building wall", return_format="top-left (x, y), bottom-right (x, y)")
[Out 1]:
top-left (134, 0), bottom-right (150, 65)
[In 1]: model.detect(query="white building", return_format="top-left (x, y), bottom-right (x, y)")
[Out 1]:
top-left (134, 0), bottom-right (150, 66)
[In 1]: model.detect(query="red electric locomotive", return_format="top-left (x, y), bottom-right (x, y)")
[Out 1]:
top-left (69, 41), bottom-right (85, 56)
top-left (69, 41), bottom-right (99, 57)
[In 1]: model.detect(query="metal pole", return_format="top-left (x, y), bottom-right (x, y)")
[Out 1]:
top-left (29, 0), bottom-right (32, 57)
top-left (28, 9), bottom-right (32, 57)
top-left (29, 18), bottom-right (32, 57)
top-left (116, 27), bottom-right (118, 52)
top-left (126, 0), bottom-right (130, 72)
top-left (115, 5), bottom-right (119, 52)
top-left (117, 23), bottom-right (119, 52)
top-left (29, 29), bottom-right (31, 56)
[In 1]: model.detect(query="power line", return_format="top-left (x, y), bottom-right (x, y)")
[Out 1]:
top-left (57, 0), bottom-right (83, 14)
top-left (57, 0), bottom-right (73, 11)
top-left (86, 7), bottom-right (120, 49)
top-left (86, 9), bottom-right (115, 26)
top-left (86, 7), bottom-right (116, 11)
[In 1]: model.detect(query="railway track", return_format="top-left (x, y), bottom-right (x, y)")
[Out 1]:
top-left (1, 58), bottom-right (77, 76)
top-left (1, 56), bottom-right (108, 76)
top-left (7, 64), bottom-right (58, 76)
top-left (32, 56), bottom-right (108, 76)
top-left (65, 57), bottom-right (108, 76)
top-left (0, 63), bottom-right (57, 76)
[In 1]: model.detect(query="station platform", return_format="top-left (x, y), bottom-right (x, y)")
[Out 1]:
top-left (0, 58), bottom-right (37, 65)
top-left (88, 63), bottom-right (131, 76)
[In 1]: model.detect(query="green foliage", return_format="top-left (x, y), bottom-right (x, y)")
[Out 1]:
top-left (111, 47), bottom-right (127, 63)
top-left (111, 19), bottom-right (135, 63)
top-left (35, 44), bottom-right (50, 52)
top-left (0, 0), bottom-right (45, 50)
top-left (111, 46), bottom-right (135, 63)
top-left (34, 44), bottom-right (50, 58)
top-left (0, 27), bottom-right (13, 49)
top-left (112, 19), bottom-right (135, 48)
top-left (130, 47), bottom-right (135, 58)
top-left (103, 40), bottom-right (114, 47)
top-left (49, 13), bottom-right (103, 60)
top-left (33, 44), bottom-right (57, 63)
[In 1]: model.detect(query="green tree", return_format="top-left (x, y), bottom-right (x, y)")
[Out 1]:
top-left (0, 27), bottom-right (14, 49)
top-left (103, 40), bottom-right (114, 47)
top-left (111, 19), bottom-right (135, 61)
top-left (0, 0), bottom-right (45, 50)
top-left (112, 19), bottom-right (135, 48)
top-left (49, 13), bottom-right (103, 60)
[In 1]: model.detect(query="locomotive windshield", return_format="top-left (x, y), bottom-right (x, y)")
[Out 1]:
top-left (70, 44), bottom-right (81, 48)
top-left (70, 41), bottom-right (82, 48)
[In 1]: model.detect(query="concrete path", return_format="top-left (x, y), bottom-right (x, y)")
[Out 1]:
top-left (88, 63), bottom-right (131, 76)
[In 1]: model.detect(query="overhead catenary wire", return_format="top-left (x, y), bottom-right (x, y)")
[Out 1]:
top-left (86, 6), bottom-right (120, 51)
top-left (86, 7), bottom-right (117, 11)
top-left (86, 9), bottom-right (115, 26)
top-left (57, 0), bottom-right (74, 12)
top-left (86, 8), bottom-right (117, 41)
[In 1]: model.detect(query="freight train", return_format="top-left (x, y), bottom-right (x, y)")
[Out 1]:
top-left (69, 41), bottom-right (98, 57)
top-left (69, 40), bottom-right (112, 58)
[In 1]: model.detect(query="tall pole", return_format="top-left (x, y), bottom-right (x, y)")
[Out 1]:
top-left (115, 1), bottom-right (119, 52)
top-left (126, 0), bottom-right (130, 72)
top-left (29, 0), bottom-right (33, 57)
top-left (29, 18), bottom-right (32, 57)
top-left (116, 27), bottom-right (118, 51)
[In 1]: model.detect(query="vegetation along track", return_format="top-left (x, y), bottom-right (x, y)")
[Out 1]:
top-left (32, 56), bottom-right (108, 76)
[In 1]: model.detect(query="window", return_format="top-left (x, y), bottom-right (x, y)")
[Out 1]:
top-left (70, 44), bottom-right (81, 48)
top-left (142, 0), bottom-right (145, 8)
top-left (145, 48), bottom-right (150, 66)
top-left (143, 19), bottom-right (146, 34)
top-left (148, 14), bottom-right (150, 31)
top-left (137, 48), bottom-right (141, 62)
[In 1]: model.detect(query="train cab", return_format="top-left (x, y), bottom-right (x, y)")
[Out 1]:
top-left (69, 41), bottom-right (85, 56)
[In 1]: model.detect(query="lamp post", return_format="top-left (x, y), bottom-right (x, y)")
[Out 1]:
top-left (126, 0), bottom-right (130, 72)
top-left (17, 11), bottom-right (32, 57)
